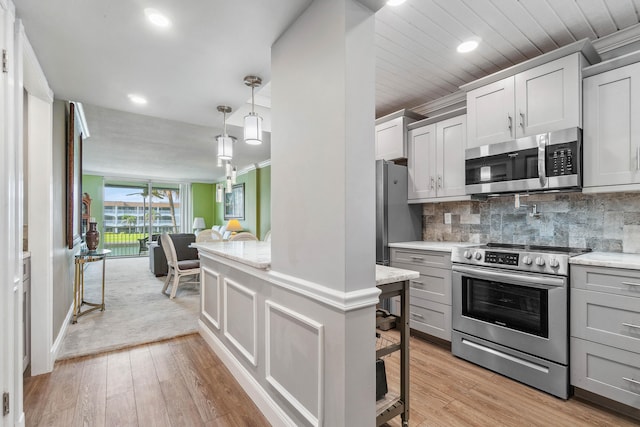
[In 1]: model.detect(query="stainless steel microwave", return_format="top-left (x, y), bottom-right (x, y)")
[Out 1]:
top-left (465, 127), bottom-right (581, 195)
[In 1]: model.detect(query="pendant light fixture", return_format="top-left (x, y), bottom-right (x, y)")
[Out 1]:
top-left (243, 75), bottom-right (263, 145)
top-left (216, 105), bottom-right (235, 161)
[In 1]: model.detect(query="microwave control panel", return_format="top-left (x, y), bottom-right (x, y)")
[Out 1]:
top-left (547, 142), bottom-right (577, 177)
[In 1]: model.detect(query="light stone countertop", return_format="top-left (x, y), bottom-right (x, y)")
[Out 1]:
top-left (375, 264), bottom-right (419, 285)
top-left (193, 241), bottom-right (420, 284)
top-left (388, 241), bottom-right (475, 252)
top-left (570, 252), bottom-right (640, 270)
top-left (194, 241), bottom-right (271, 269)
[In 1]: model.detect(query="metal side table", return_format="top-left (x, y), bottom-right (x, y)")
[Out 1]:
top-left (73, 249), bottom-right (111, 323)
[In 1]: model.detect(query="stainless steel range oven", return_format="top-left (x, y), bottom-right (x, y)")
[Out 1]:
top-left (451, 243), bottom-right (590, 399)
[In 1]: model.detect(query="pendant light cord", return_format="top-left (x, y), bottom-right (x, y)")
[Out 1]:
top-left (223, 110), bottom-right (227, 135)
top-left (251, 85), bottom-right (255, 114)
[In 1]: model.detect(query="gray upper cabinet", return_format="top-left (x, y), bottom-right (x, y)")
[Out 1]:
top-left (467, 53), bottom-right (583, 148)
top-left (466, 77), bottom-right (515, 148)
top-left (583, 61), bottom-right (640, 191)
top-left (407, 113), bottom-right (467, 203)
top-left (375, 110), bottom-right (423, 161)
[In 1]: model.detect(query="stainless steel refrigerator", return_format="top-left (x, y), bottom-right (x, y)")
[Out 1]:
top-left (376, 160), bottom-right (422, 265)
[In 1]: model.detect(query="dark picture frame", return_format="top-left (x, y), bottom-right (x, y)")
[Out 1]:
top-left (224, 183), bottom-right (245, 220)
top-left (66, 102), bottom-right (83, 249)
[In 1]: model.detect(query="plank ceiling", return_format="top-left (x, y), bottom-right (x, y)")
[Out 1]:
top-left (374, 0), bottom-right (640, 117)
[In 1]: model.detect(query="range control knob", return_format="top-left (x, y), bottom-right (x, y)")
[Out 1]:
top-left (535, 256), bottom-right (545, 266)
top-left (474, 252), bottom-right (483, 260)
top-left (463, 250), bottom-right (472, 259)
top-left (522, 256), bottom-right (532, 265)
top-left (549, 258), bottom-right (560, 268)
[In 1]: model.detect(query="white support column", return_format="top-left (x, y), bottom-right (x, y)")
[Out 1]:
top-left (271, 0), bottom-right (377, 425)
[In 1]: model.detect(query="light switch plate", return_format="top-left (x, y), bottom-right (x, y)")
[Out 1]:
top-left (444, 213), bottom-right (452, 224)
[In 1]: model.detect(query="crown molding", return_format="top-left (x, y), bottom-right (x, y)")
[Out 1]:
top-left (593, 22), bottom-right (640, 54)
top-left (411, 90), bottom-right (466, 117)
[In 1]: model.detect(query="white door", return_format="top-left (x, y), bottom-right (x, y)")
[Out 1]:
top-left (583, 62), bottom-right (640, 188)
top-left (437, 115), bottom-right (467, 198)
top-left (515, 53), bottom-right (580, 138)
top-left (466, 76), bottom-right (515, 148)
top-left (0, 2), bottom-right (17, 426)
top-left (407, 124), bottom-right (436, 200)
top-left (0, 5), bottom-right (7, 425)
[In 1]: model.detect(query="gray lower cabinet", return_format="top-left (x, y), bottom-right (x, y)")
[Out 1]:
top-left (571, 265), bottom-right (640, 409)
top-left (391, 248), bottom-right (452, 341)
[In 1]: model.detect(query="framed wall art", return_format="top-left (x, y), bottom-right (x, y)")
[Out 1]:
top-left (66, 102), bottom-right (83, 249)
top-left (224, 183), bottom-right (245, 220)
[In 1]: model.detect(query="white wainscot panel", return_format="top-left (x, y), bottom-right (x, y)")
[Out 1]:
top-left (202, 266), bottom-right (221, 330)
top-left (224, 278), bottom-right (258, 366)
top-left (265, 300), bottom-right (324, 427)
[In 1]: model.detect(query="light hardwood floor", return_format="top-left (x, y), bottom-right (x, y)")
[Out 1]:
top-left (25, 331), bottom-right (639, 427)
top-left (381, 330), bottom-right (640, 427)
top-left (23, 333), bottom-right (270, 427)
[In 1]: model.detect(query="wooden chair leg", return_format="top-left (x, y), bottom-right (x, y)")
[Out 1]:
top-left (162, 269), bottom-right (172, 295)
top-left (170, 272), bottom-right (180, 299)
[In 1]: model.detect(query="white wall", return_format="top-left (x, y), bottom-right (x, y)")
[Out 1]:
top-left (268, 0), bottom-right (378, 425)
top-left (271, 0), bottom-right (376, 294)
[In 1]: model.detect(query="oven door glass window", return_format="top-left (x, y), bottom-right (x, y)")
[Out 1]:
top-left (462, 276), bottom-right (549, 338)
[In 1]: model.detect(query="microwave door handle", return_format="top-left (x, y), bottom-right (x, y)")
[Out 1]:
top-left (538, 133), bottom-right (547, 187)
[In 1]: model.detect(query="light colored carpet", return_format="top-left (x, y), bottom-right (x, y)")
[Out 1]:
top-left (58, 256), bottom-right (200, 360)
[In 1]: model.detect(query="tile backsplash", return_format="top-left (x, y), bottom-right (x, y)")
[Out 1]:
top-left (422, 191), bottom-right (640, 253)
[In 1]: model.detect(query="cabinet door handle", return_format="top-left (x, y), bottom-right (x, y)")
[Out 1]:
top-left (623, 377), bottom-right (640, 386)
top-left (411, 312), bottom-right (424, 319)
top-left (507, 114), bottom-right (512, 133)
top-left (622, 322), bottom-right (640, 330)
top-left (410, 256), bottom-right (424, 261)
top-left (637, 146), bottom-right (640, 171)
top-left (519, 111), bottom-right (525, 129)
top-left (438, 175), bottom-right (442, 189)
top-left (621, 281), bottom-right (640, 287)
top-left (430, 176), bottom-right (435, 190)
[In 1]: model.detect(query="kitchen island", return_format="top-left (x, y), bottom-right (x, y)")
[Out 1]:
top-left (193, 241), bottom-right (418, 427)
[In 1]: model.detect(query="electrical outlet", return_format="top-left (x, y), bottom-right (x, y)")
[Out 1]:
top-left (444, 213), bottom-right (452, 224)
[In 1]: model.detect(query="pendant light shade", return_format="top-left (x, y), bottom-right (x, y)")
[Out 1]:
top-left (244, 113), bottom-right (262, 145)
top-left (243, 75), bottom-right (263, 145)
top-left (217, 135), bottom-right (235, 160)
top-left (216, 105), bottom-right (235, 161)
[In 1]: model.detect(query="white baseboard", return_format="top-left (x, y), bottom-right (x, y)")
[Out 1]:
top-left (16, 411), bottom-right (25, 427)
top-left (51, 303), bottom-right (73, 363)
top-left (198, 320), bottom-right (296, 427)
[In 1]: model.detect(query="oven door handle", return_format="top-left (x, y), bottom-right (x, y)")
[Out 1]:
top-left (452, 265), bottom-right (566, 289)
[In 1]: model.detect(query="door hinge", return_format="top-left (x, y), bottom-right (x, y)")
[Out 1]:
top-left (2, 392), bottom-right (9, 416)
top-left (2, 49), bottom-right (7, 73)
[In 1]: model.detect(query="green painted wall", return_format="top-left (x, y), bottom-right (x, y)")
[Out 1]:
top-left (258, 166), bottom-right (271, 240)
top-left (213, 166), bottom-right (271, 238)
top-left (82, 174), bottom-right (104, 249)
top-left (191, 183), bottom-right (215, 229)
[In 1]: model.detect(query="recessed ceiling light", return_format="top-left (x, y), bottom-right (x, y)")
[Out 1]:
top-left (144, 8), bottom-right (171, 28)
top-left (457, 38), bottom-right (480, 53)
top-left (387, 0), bottom-right (407, 5)
top-left (128, 94), bottom-right (147, 105)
